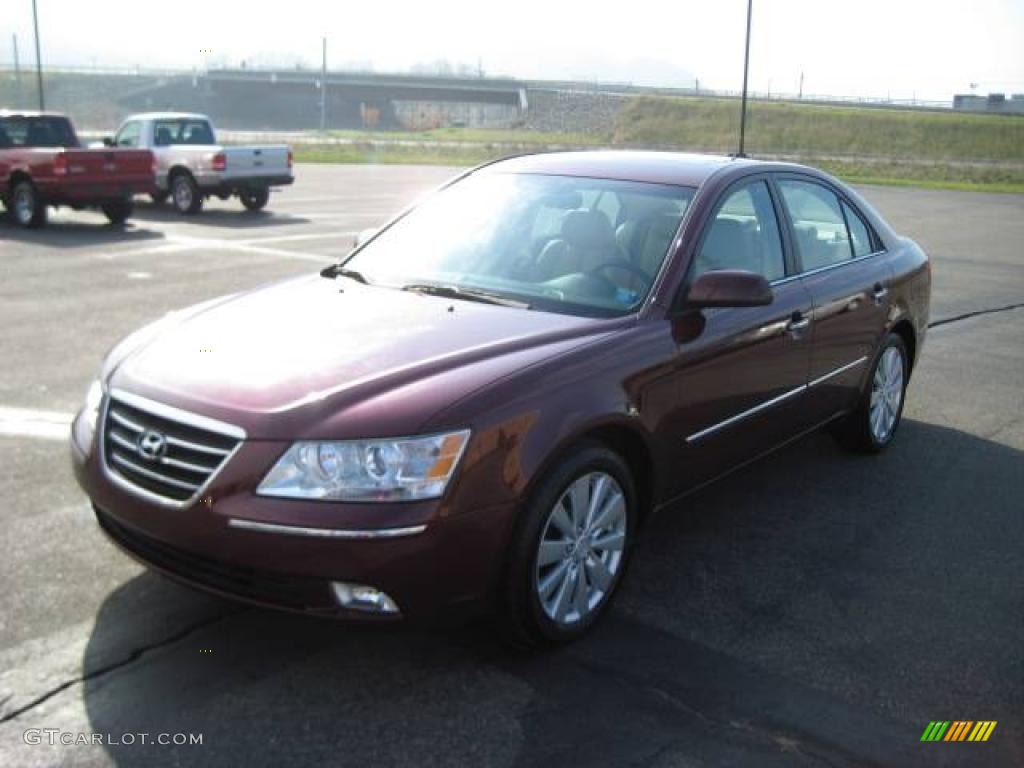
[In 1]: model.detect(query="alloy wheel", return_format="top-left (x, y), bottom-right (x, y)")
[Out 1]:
top-left (534, 471), bottom-right (627, 626)
top-left (870, 346), bottom-right (904, 443)
top-left (173, 179), bottom-right (193, 210)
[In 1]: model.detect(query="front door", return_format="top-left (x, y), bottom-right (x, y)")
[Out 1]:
top-left (663, 177), bottom-right (816, 499)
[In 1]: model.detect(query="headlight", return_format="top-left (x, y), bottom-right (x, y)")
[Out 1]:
top-left (84, 379), bottom-right (104, 431)
top-left (73, 378), bottom-right (104, 453)
top-left (257, 430), bottom-right (471, 502)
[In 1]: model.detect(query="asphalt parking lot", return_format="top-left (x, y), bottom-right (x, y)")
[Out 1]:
top-left (1, 165), bottom-right (1021, 767)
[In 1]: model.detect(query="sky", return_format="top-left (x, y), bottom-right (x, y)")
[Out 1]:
top-left (2, 0), bottom-right (1023, 102)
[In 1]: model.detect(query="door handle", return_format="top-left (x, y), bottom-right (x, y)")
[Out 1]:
top-left (872, 283), bottom-right (889, 304)
top-left (786, 313), bottom-right (810, 336)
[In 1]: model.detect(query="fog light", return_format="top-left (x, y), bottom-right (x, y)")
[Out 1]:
top-left (331, 581), bottom-right (400, 615)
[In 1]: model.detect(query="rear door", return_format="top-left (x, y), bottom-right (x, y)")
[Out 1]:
top-left (773, 175), bottom-right (892, 422)
top-left (663, 176), bottom-right (816, 497)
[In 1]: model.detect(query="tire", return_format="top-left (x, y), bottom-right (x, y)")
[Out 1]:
top-left (833, 333), bottom-right (909, 453)
top-left (502, 441), bottom-right (637, 646)
top-left (11, 179), bottom-right (47, 229)
top-left (240, 187), bottom-right (270, 212)
top-left (150, 190), bottom-right (169, 205)
top-left (171, 173), bottom-right (203, 215)
top-left (101, 197), bottom-right (134, 225)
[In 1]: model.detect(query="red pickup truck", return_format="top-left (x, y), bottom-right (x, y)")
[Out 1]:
top-left (0, 111), bottom-right (154, 228)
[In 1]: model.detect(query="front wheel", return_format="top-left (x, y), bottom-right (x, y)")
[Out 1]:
top-left (11, 180), bottom-right (47, 228)
top-left (101, 198), bottom-right (134, 225)
top-left (239, 187), bottom-right (269, 211)
top-left (833, 333), bottom-right (908, 453)
top-left (502, 442), bottom-right (636, 646)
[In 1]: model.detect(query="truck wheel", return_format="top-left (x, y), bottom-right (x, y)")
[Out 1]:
top-left (101, 198), bottom-right (134, 226)
top-left (171, 173), bottom-right (203, 215)
top-left (150, 191), bottom-right (169, 205)
top-left (240, 187), bottom-right (270, 212)
top-left (11, 180), bottom-right (47, 229)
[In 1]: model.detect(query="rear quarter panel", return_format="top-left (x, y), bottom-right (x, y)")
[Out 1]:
top-left (886, 236), bottom-right (931, 365)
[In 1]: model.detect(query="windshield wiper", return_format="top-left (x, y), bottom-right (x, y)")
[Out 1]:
top-left (320, 264), bottom-right (370, 285)
top-left (401, 282), bottom-right (530, 309)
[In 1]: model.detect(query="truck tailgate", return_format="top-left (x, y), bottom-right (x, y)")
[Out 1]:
top-left (222, 146), bottom-right (291, 180)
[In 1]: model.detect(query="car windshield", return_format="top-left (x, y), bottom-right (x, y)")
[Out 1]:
top-left (153, 119), bottom-right (216, 146)
top-left (342, 172), bottom-right (695, 317)
top-left (0, 117), bottom-right (78, 148)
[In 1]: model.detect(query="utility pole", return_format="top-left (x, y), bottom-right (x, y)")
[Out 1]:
top-left (737, 0), bottom-right (753, 157)
top-left (12, 34), bottom-right (21, 109)
top-left (798, 70), bottom-right (804, 99)
top-left (319, 36), bottom-right (327, 132)
top-left (32, 0), bottom-right (45, 110)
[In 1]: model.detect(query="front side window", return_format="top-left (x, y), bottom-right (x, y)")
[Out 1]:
top-left (693, 180), bottom-right (785, 282)
top-left (777, 179), bottom-right (855, 271)
top-left (343, 173), bottom-right (696, 317)
top-left (152, 119), bottom-right (216, 146)
top-left (115, 121), bottom-right (141, 147)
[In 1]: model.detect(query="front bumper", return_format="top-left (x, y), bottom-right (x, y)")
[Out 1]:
top-left (71, 411), bottom-right (517, 620)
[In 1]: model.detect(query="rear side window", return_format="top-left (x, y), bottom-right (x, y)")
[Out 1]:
top-left (777, 179), bottom-right (853, 271)
top-left (842, 200), bottom-right (875, 257)
top-left (693, 180), bottom-right (785, 282)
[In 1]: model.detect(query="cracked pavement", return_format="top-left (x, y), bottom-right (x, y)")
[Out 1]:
top-left (1, 168), bottom-right (1022, 766)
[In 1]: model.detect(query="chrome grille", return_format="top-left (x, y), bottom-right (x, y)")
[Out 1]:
top-left (102, 392), bottom-right (243, 504)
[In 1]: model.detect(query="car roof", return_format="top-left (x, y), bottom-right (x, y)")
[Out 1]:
top-left (0, 110), bottom-right (71, 119)
top-left (481, 150), bottom-right (764, 188)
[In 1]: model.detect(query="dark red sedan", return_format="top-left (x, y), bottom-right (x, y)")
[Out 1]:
top-left (71, 152), bottom-right (931, 644)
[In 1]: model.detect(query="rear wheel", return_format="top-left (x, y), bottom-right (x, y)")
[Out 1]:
top-left (502, 442), bottom-right (636, 646)
top-left (171, 173), bottom-right (203, 215)
top-left (11, 180), bottom-right (47, 228)
top-left (150, 190), bottom-right (169, 205)
top-left (240, 187), bottom-right (269, 211)
top-left (101, 197), bottom-right (134, 225)
top-left (833, 333), bottom-right (908, 453)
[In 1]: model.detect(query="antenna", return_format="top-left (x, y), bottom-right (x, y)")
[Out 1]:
top-left (737, 0), bottom-right (753, 157)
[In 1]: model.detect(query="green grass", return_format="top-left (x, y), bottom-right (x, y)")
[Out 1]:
top-left (327, 127), bottom-right (603, 146)
top-left (293, 142), bottom-right (1024, 193)
top-left (614, 96), bottom-right (1024, 162)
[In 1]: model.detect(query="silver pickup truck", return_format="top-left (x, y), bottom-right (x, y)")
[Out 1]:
top-left (107, 112), bottom-right (293, 214)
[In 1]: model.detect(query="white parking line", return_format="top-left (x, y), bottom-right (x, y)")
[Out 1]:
top-left (0, 406), bottom-right (73, 441)
top-left (96, 235), bottom-right (336, 264)
top-left (235, 231), bottom-right (356, 246)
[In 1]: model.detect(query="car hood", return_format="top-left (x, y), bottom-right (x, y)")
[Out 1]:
top-left (109, 276), bottom-right (614, 438)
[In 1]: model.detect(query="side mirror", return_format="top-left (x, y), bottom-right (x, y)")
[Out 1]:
top-left (102, 136), bottom-right (115, 147)
top-left (680, 269), bottom-right (773, 310)
top-left (353, 227), bottom-right (378, 249)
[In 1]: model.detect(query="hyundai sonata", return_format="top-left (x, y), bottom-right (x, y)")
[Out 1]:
top-left (71, 151), bottom-right (931, 644)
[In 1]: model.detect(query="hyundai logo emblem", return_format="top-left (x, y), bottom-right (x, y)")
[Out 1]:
top-left (137, 430), bottom-right (168, 461)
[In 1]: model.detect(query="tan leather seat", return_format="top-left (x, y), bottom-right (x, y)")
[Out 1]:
top-left (535, 209), bottom-right (624, 280)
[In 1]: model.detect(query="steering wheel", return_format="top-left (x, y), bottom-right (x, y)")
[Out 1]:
top-left (587, 261), bottom-right (652, 294)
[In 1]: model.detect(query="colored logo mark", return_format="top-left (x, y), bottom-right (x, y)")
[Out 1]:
top-left (920, 721), bottom-right (997, 742)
